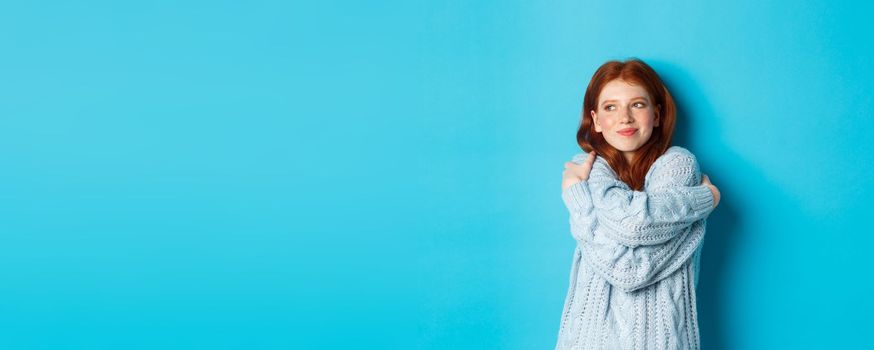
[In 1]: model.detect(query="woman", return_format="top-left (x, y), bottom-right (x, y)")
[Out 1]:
top-left (555, 58), bottom-right (721, 350)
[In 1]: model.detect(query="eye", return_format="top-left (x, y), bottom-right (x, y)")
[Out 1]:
top-left (633, 102), bottom-right (646, 108)
top-left (604, 105), bottom-right (615, 111)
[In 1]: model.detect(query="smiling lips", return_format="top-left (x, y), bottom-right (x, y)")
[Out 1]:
top-left (617, 128), bottom-right (638, 136)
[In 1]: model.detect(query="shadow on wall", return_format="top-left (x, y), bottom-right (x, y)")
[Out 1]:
top-left (651, 60), bottom-right (743, 350)
top-left (649, 59), bottom-right (835, 349)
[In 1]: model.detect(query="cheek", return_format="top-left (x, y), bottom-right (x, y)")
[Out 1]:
top-left (600, 115), bottom-right (617, 127)
top-left (635, 110), bottom-right (657, 125)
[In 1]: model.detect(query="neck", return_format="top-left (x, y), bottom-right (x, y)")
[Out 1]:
top-left (623, 151), bottom-right (636, 164)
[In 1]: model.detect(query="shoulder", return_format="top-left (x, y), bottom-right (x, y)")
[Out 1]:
top-left (664, 145), bottom-right (694, 159)
top-left (654, 146), bottom-right (700, 170)
top-left (647, 146), bottom-right (702, 186)
top-left (570, 151), bottom-right (609, 168)
top-left (569, 151), bottom-right (616, 177)
top-left (570, 152), bottom-right (590, 163)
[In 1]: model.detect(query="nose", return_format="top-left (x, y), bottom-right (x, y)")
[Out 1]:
top-left (620, 108), bottom-right (634, 123)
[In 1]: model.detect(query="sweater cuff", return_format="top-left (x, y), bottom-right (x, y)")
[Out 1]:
top-left (689, 185), bottom-right (715, 214)
top-left (561, 180), bottom-right (592, 213)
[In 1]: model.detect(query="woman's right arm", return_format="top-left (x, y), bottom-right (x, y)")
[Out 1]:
top-left (584, 151), bottom-right (716, 246)
top-left (560, 151), bottom-right (719, 292)
top-left (560, 151), bottom-right (713, 245)
top-left (562, 178), bottom-right (710, 292)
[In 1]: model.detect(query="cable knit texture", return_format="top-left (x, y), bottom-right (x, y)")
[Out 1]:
top-left (554, 146), bottom-right (715, 350)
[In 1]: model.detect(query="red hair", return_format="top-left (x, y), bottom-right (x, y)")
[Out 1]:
top-left (576, 58), bottom-right (676, 190)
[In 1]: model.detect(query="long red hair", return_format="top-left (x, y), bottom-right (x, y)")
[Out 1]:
top-left (576, 58), bottom-right (676, 190)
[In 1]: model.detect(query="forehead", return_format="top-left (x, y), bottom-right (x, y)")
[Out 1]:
top-left (598, 79), bottom-right (651, 101)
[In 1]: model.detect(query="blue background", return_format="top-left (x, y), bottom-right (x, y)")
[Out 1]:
top-left (1, 1), bottom-right (872, 349)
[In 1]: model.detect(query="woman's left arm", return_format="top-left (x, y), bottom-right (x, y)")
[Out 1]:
top-left (562, 177), bottom-right (709, 292)
top-left (561, 151), bottom-right (714, 291)
top-left (584, 151), bottom-right (715, 246)
top-left (561, 151), bottom-right (712, 246)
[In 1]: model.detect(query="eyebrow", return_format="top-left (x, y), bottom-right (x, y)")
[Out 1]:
top-left (601, 97), bottom-right (649, 105)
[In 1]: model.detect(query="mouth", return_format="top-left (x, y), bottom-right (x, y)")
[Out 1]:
top-left (617, 128), bottom-right (638, 136)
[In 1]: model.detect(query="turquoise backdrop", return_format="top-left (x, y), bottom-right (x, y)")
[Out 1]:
top-left (1, 1), bottom-right (872, 349)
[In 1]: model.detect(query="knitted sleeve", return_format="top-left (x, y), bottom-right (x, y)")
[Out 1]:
top-left (560, 149), bottom-right (715, 292)
top-left (586, 150), bottom-right (713, 246)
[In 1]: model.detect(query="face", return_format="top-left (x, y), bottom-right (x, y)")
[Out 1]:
top-left (590, 79), bottom-right (660, 163)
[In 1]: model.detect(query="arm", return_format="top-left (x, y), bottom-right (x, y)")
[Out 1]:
top-left (580, 219), bottom-right (706, 292)
top-left (563, 179), bottom-right (709, 292)
top-left (560, 149), bottom-right (715, 292)
top-left (561, 177), bottom-right (596, 243)
top-left (586, 151), bottom-right (714, 246)
top-left (561, 150), bottom-right (713, 246)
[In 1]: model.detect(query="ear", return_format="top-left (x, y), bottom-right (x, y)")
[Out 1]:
top-left (654, 104), bottom-right (661, 127)
top-left (590, 110), bottom-right (602, 133)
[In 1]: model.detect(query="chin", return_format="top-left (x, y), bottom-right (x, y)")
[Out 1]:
top-left (606, 141), bottom-right (640, 152)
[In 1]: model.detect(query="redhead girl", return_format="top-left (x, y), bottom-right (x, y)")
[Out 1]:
top-left (555, 58), bottom-right (721, 350)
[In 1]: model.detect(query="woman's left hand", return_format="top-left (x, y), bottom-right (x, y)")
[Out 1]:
top-left (562, 151), bottom-right (596, 191)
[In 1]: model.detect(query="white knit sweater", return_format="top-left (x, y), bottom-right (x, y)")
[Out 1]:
top-left (555, 146), bottom-right (716, 350)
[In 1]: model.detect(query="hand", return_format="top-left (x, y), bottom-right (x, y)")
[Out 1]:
top-left (701, 174), bottom-right (721, 209)
top-left (562, 151), bottom-right (596, 191)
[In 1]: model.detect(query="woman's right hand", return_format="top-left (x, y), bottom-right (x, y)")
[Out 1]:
top-left (562, 151), bottom-right (596, 191)
top-left (701, 174), bottom-right (721, 209)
